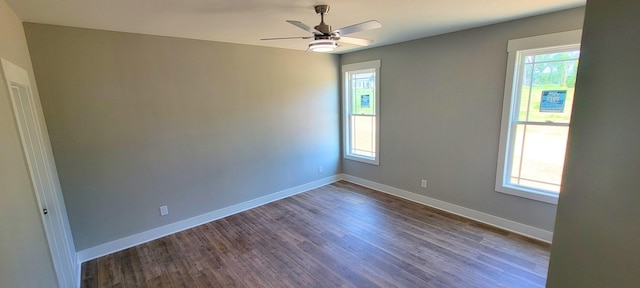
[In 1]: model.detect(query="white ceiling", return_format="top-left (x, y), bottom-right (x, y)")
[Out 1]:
top-left (7, 0), bottom-right (585, 54)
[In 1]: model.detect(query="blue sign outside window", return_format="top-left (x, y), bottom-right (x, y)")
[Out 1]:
top-left (361, 94), bottom-right (370, 108)
top-left (540, 90), bottom-right (566, 112)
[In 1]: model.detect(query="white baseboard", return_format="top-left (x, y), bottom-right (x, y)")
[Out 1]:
top-left (76, 172), bottom-right (552, 280)
top-left (76, 175), bottom-right (341, 264)
top-left (75, 261), bottom-right (81, 288)
top-left (341, 174), bottom-right (553, 243)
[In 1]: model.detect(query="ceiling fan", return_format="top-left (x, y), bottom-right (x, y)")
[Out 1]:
top-left (261, 5), bottom-right (382, 52)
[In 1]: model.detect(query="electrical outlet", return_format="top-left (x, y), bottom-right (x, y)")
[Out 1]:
top-left (421, 179), bottom-right (427, 188)
top-left (318, 165), bottom-right (323, 173)
top-left (160, 205), bottom-right (168, 216)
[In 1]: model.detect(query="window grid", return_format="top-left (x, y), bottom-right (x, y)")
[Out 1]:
top-left (342, 60), bottom-right (380, 165)
top-left (507, 50), bottom-right (579, 193)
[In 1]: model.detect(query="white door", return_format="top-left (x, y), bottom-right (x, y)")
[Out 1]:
top-left (1, 58), bottom-right (77, 288)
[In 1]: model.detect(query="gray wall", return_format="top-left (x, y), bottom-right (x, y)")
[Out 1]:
top-left (340, 7), bottom-right (585, 233)
top-left (24, 23), bottom-right (341, 250)
top-left (0, 0), bottom-right (59, 286)
top-left (547, 0), bottom-right (640, 286)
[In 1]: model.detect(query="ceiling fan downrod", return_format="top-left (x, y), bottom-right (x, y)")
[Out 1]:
top-left (314, 5), bottom-right (331, 35)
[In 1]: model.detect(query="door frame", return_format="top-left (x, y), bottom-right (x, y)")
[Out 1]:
top-left (1, 58), bottom-right (78, 288)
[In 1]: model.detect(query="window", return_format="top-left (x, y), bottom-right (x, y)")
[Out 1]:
top-left (496, 30), bottom-right (582, 204)
top-left (343, 60), bottom-right (380, 165)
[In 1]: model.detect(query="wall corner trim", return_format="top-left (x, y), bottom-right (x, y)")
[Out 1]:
top-left (76, 174), bottom-right (342, 265)
top-left (341, 174), bottom-right (553, 243)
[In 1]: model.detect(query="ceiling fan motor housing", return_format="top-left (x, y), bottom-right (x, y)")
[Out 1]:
top-left (315, 34), bottom-right (334, 40)
top-left (314, 23), bottom-right (332, 35)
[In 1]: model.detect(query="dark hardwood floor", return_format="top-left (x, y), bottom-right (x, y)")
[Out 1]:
top-left (81, 181), bottom-right (550, 288)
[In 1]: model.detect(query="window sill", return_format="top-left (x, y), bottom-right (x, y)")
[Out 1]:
top-left (496, 185), bottom-right (558, 205)
top-left (344, 154), bottom-right (379, 165)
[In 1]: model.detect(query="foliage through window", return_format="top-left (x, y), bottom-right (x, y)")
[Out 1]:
top-left (343, 60), bottom-right (380, 165)
top-left (496, 31), bottom-right (582, 204)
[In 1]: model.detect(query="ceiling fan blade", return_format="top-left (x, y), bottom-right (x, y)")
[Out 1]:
top-left (338, 37), bottom-right (373, 46)
top-left (261, 36), bottom-right (313, 41)
top-left (286, 20), bottom-right (323, 35)
top-left (334, 20), bottom-right (382, 36)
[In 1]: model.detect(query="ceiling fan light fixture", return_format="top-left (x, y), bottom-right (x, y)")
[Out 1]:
top-left (308, 39), bottom-right (337, 52)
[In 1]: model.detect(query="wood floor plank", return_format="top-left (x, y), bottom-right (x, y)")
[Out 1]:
top-left (81, 260), bottom-right (98, 288)
top-left (82, 181), bottom-right (550, 288)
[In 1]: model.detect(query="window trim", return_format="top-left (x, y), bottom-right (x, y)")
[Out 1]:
top-left (495, 30), bottom-right (582, 204)
top-left (342, 60), bottom-right (381, 165)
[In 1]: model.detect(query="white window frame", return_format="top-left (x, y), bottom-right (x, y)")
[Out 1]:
top-left (343, 60), bottom-right (380, 165)
top-left (495, 30), bottom-right (582, 204)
